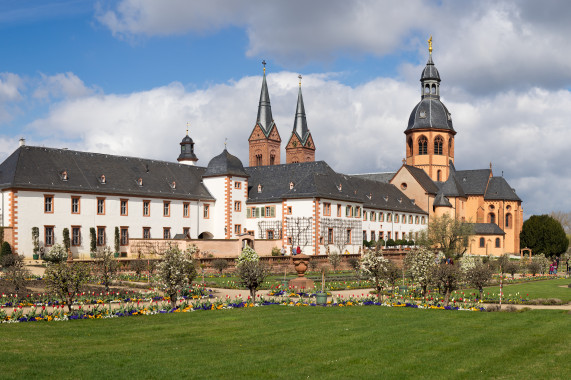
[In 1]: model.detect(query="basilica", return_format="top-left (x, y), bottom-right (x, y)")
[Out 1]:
top-left (0, 42), bottom-right (522, 259)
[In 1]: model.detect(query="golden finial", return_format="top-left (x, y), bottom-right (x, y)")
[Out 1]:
top-left (186, 121), bottom-right (190, 135)
top-left (428, 35), bottom-right (433, 54)
top-left (262, 60), bottom-right (266, 74)
top-left (298, 74), bottom-right (302, 87)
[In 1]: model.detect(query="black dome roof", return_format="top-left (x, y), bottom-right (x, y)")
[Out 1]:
top-left (204, 149), bottom-right (248, 177)
top-left (421, 55), bottom-right (440, 82)
top-left (406, 98), bottom-right (454, 132)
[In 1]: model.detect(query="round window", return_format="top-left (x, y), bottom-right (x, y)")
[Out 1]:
top-left (401, 183), bottom-right (407, 190)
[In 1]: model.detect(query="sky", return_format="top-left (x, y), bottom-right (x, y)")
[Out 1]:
top-left (0, 0), bottom-right (570, 219)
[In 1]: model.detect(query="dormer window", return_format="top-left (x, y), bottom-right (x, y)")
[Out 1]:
top-left (137, 178), bottom-right (143, 187)
top-left (289, 182), bottom-right (294, 190)
top-left (366, 193), bottom-right (372, 200)
top-left (419, 111), bottom-right (426, 118)
top-left (398, 197), bottom-right (402, 203)
top-left (170, 181), bottom-right (176, 189)
top-left (100, 175), bottom-right (106, 184)
top-left (60, 171), bottom-right (68, 181)
top-left (257, 184), bottom-right (262, 193)
top-left (337, 183), bottom-right (342, 191)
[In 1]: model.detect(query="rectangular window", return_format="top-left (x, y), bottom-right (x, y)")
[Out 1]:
top-left (409, 215), bottom-right (413, 224)
top-left (346, 205), bottom-right (351, 217)
top-left (379, 212), bottom-right (384, 222)
top-left (45, 226), bottom-right (54, 246)
top-left (203, 204), bottom-right (210, 219)
top-left (163, 201), bottom-right (170, 217)
top-left (387, 231), bottom-right (391, 240)
top-left (328, 228), bottom-right (334, 244)
top-left (97, 227), bottom-right (106, 246)
top-left (337, 204), bottom-right (341, 217)
top-left (371, 211), bottom-right (376, 221)
top-left (163, 228), bottom-right (171, 239)
top-left (234, 201), bottom-right (241, 212)
top-left (71, 197), bottom-right (80, 214)
top-left (363, 230), bottom-right (367, 241)
top-left (363, 211), bottom-right (368, 221)
top-left (120, 199), bottom-right (128, 216)
top-left (265, 206), bottom-right (275, 217)
top-left (371, 231), bottom-right (376, 241)
top-left (380, 231), bottom-right (384, 240)
top-left (395, 232), bottom-right (399, 240)
top-left (120, 227), bottom-right (129, 246)
top-left (323, 203), bottom-right (331, 216)
top-left (356, 206), bottom-right (361, 218)
top-left (183, 202), bottom-right (190, 218)
top-left (143, 200), bottom-right (150, 217)
top-left (346, 229), bottom-right (352, 244)
top-left (234, 181), bottom-right (241, 189)
top-left (421, 216), bottom-right (426, 224)
top-left (44, 195), bottom-right (54, 213)
top-left (267, 230), bottom-right (274, 240)
top-left (71, 226), bottom-right (81, 246)
top-left (183, 227), bottom-right (190, 238)
top-left (234, 224), bottom-right (241, 235)
top-left (387, 213), bottom-right (392, 222)
top-left (395, 214), bottom-right (399, 223)
top-left (415, 216), bottom-right (419, 224)
top-left (97, 198), bottom-right (105, 215)
top-left (287, 206), bottom-right (292, 215)
top-left (143, 227), bottom-right (151, 239)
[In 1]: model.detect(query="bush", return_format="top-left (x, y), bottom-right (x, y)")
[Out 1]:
top-left (271, 247), bottom-right (281, 256)
top-left (212, 258), bottom-right (229, 275)
top-left (328, 251), bottom-right (342, 271)
top-left (43, 243), bottom-right (67, 263)
top-left (386, 239), bottom-right (396, 247)
top-left (0, 241), bottom-right (12, 262)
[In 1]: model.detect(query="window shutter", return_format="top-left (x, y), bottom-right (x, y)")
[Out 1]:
top-left (270, 206), bottom-right (275, 217)
top-left (247, 208), bottom-right (251, 218)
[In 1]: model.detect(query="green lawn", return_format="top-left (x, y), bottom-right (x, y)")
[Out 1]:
top-left (1, 306), bottom-right (569, 379)
top-left (454, 278), bottom-right (571, 302)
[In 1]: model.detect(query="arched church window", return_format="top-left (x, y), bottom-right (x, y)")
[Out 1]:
top-left (270, 154), bottom-right (275, 165)
top-left (488, 213), bottom-right (496, 224)
top-left (434, 136), bottom-right (443, 155)
top-left (479, 237), bottom-right (485, 248)
top-left (424, 85), bottom-right (430, 94)
top-left (418, 136), bottom-right (428, 155)
top-left (431, 84), bottom-right (436, 94)
top-left (505, 213), bottom-right (512, 228)
top-left (437, 170), bottom-right (442, 182)
top-left (256, 154), bottom-right (262, 166)
top-left (407, 137), bottom-right (413, 156)
top-left (495, 238), bottom-right (501, 248)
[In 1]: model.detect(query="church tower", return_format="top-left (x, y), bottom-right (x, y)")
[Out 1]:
top-left (285, 75), bottom-right (315, 163)
top-left (177, 124), bottom-right (198, 165)
top-left (248, 61), bottom-right (281, 166)
top-left (405, 37), bottom-right (456, 182)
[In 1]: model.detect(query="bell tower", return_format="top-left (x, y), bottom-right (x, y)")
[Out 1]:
top-left (248, 61), bottom-right (281, 166)
top-left (404, 37), bottom-right (456, 182)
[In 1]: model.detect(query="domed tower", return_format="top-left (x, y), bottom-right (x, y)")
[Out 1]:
top-left (177, 125), bottom-right (198, 165)
top-left (248, 61), bottom-right (281, 167)
top-left (405, 37), bottom-right (456, 182)
top-left (285, 75), bottom-right (315, 163)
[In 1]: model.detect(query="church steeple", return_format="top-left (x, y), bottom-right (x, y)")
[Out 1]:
top-left (248, 61), bottom-right (281, 167)
top-left (286, 75), bottom-right (315, 164)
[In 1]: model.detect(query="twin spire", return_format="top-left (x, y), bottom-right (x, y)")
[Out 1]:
top-left (249, 61), bottom-right (315, 166)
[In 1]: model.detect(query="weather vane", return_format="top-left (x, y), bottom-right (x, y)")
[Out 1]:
top-left (298, 74), bottom-right (302, 87)
top-left (224, 137), bottom-right (227, 149)
top-left (262, 60), bottom-right (266, 74)
top-left (428, 35), bottom-right (433, 54)
top-left (186, 121), bottom-right (190, 135)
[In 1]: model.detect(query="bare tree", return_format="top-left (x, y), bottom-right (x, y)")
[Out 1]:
top-left (95, 247), bottom-right (119, 291)
top-left (286, 217), bottom-right (313, 253)
top-left (551, 211), bottom-right (571, 235)
top-left (419, 214), bottom-right (473, 258)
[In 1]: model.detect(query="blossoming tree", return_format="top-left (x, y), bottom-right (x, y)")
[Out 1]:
top-left (404, 247), bottom-right (436, 299)
top-left (236, 246), bottom-right (269, 300)
top-left (157, 245), bottom-right (197, 308)
top-left (360, 250), bottom-right (389, 303)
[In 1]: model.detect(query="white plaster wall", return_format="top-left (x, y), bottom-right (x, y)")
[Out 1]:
top-left (201, 176), bottom-right (225, 238)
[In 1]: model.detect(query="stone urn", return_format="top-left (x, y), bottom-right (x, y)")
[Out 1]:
top-left (292, 254), bottom-right (310, 277)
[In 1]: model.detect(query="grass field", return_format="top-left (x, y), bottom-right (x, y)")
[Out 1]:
top-left (1, 306), bottom-right (569, 379)
top-left (454, 278), bottom-right (571, 302)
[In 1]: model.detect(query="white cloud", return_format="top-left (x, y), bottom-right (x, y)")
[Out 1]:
top-left (33, 72), bottom-right (96, 100)
top-left (22, 71), bottom-right (571, 216)
top-left (0, 73), bottom-right (24, 102)
top-left (96, 0), bottom-right (571, 93)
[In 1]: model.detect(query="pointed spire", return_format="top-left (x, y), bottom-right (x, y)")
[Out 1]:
top-left (293, 74), bottom-right (309, 142)
top-left (256, 60), bottom-right (274, 134)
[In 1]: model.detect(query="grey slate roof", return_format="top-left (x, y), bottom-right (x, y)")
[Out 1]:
top-left (406, 97), bottom-right (454, 132)
top-left (245, 161), bottom-right (427, 214)
top-left (203, 149), bottom-right (248, 178)
top-left (421, 54), bottom-right (441, 82)
top-left (433, 193), bottom-right (452, 207)
top-left (351, 172), bottom-right (395, 184)
top-left (436, 164), bottom-right (466, 198)
top-left (484, 177), bottom-right (521, 201)
top-left (455, 169), bottom-right (491, 195)
top-left (469, 223), bottom-right (505, 235)
top-left (292, 85), bottom-right (310, 144)
top-left (0, 146), bottom-right (214, 200)
top-left (177, 134), bottom-right (198, 162)
top-left (256, 71), bottom-right (275, 136)
top-left (403, 165), bottom-right (440, 194)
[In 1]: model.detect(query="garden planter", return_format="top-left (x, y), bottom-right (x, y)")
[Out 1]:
top-left (315, 293), bottom-right (328, 305)
top-left (32, 254), bottom-right (39, 260)
top-left (114, 252), bottom-right (120, 258)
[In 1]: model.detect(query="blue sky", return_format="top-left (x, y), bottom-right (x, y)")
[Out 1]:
top-left (1, 0), bottom-right (570, 218)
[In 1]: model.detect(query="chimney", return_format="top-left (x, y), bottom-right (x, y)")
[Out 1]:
top-left (19, 138), bottom-right (26, 147)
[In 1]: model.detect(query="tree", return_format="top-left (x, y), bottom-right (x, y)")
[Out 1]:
top-left (32, 227), bottom-right (40, 257)
top-left (550, 210), bottom-right (571, 235)
top-left (404, 247), bottom-right (436, 298)
top-left (1, 255), bottom-right (29, 293)
top-left (156, 245), bottom-right (196, 309)
top-left (62, 228), bottom-right (71, 252)
top-left (384, 260), bottom-right (401, 295)
top-left (520, 215), bottom-right (569, 257)
top-left (235, 246), bottom-right (269, 299)
top-left (328, 251), bottom-right (342, 271)
top-left (95, 247), bottom-right (119, 291)
top-left (0, 242), bottom-right (12, 262)
top-left (532, 254), bottom-right (550, 275)
top-left (420, 214), bottom-right (473, 258)
top-left (430, 263), bottom-right (462, 306)
top-left (360, 249), bottom-right (389, 303)
top-left (464, 262), bottom-right (492, 299)
top-left (89, 227), bottom-right (97, 255)
top-left (45, 262), bottom-right (91, 312)
top-left (505, 261), bottom-right (519, 279)
top-left (114, 227), bottom-right (120, 254)
top-left (212, 259), bottom-right (229, 275)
